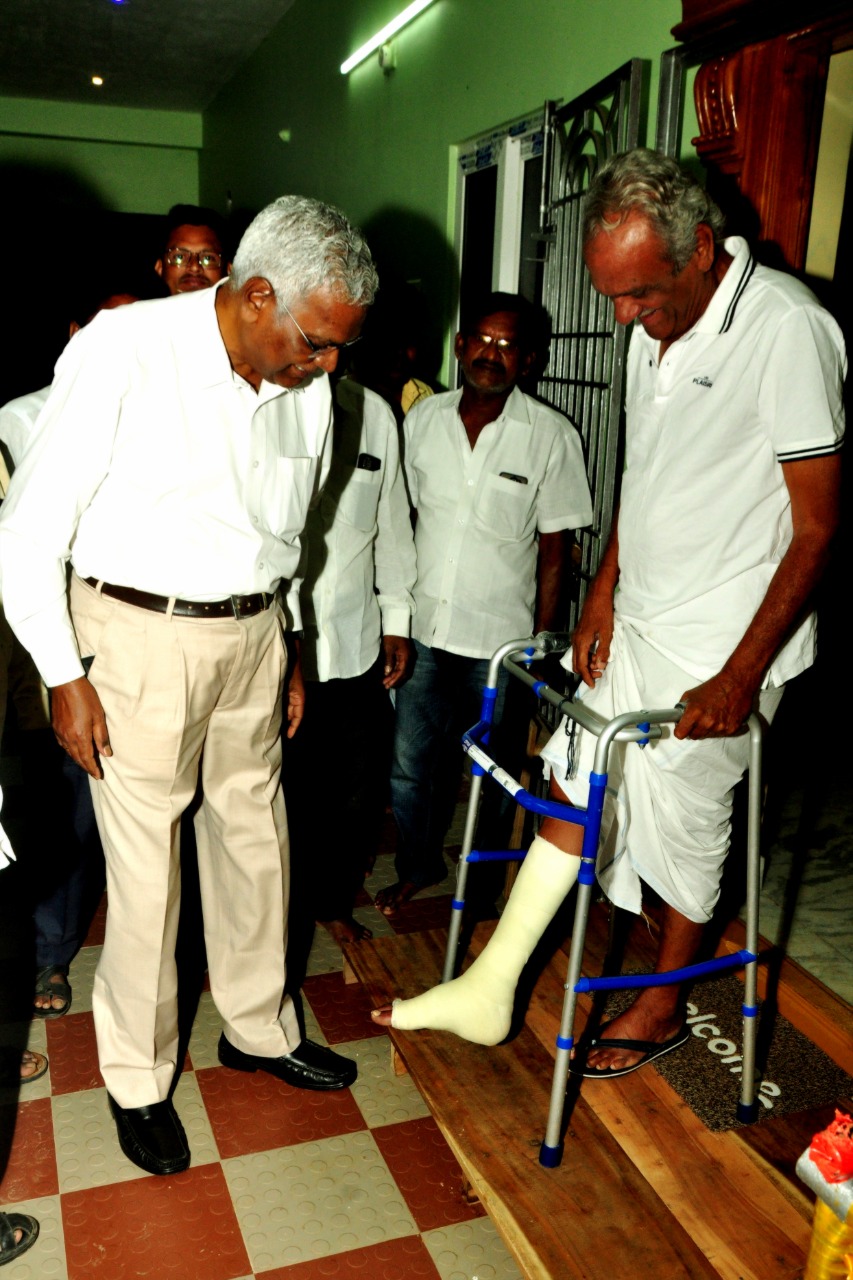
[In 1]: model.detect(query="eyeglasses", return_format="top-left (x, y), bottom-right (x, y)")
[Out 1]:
top-left (164, 249), bottom-right (223, 270)
top-left (281, 299), bottom-right (361, 362)
top-left (469, 332), bottom-right (518, 351)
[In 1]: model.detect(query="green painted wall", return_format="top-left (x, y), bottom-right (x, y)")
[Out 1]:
top-left (0, 96), bottom-right (201, 212)
top-left (201, 0), bottom-right (697, 366)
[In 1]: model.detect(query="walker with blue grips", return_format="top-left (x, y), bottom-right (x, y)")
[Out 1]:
top-left (443, 631), bottom-right (764, 1168)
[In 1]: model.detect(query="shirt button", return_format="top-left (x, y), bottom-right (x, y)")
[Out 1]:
top-left (467, 479), bottom-right (474, 486)
top-left (253, 460), bottom-right (260, 468)
top-left (258, 562), bottom-right (264, 570)
top-left (252, 516), bottom-right (259, 523)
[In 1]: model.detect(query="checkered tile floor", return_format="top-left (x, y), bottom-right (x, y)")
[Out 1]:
top-left (0, 855), bottom-right (523, 1280)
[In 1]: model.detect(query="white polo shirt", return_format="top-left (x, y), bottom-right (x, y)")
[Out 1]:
top-left (403, 386), bottom-right (592, 659)
top-left (299, 378), bottom-right (416, 682)
top-left (617, 236), bottom-right (846, 685)
top-left (0, 285), bottom-right (333, 687)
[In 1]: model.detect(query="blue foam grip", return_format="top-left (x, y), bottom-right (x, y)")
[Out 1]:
top-left (741, 1004), bottom-right (758, 1018)
top-left (637, 720), bottom-right (650, 748)
top-left (467, 849), bottom-right (524, 863)
top-left (578, 859), bottom-right (596, 886)
top-left (737, 1101), bottom-right (759, 1124)
top-left (532, 680), bottom-right (548, 697)
top-left (539, 1142), bottom-right (564, 1168)
top-left (556, 1035), bottom-right (573, 1051)
top-left (471, 762), bottom-right (485, 777)
top-left (451, 899), bottom-right (465, 911)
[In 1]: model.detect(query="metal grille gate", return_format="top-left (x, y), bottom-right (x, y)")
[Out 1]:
top-left (537, 59), bottom-right (645, 636)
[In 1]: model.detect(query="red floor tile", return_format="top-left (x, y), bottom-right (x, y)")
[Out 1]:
top-left (0, 1096), bottom-right (59, 1200)
top-left (62, 1163), bottom-right (250, 1280)
top-left (196, 1063), bottom-right (366, 1159)
top-left (83, 895), bottom-right (108, 947)
top-left (302, 972), bottom-right (388, 1044)
top-left (381, 895), bottom-right (455, 936)
top-left (258, 1234), bottom-right (441, 1278)
top-left (373, 1116), bottom-right (485, 1232)
top-left (45, 1011), bottom-right (102, 1095)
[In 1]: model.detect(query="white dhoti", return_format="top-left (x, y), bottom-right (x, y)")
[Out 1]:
top-left (541, 620), bottom-right (783, 923)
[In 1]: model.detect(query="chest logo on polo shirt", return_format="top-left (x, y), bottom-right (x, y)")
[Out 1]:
top-left (692, 375), bottom-right (713, 388)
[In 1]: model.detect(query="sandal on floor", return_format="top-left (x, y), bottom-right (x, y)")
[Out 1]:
top-left (33, 965), bottom-right (72, 1019)
top-left (0, 1212), bottom-right (39, 1265)
top-left (0, 1047), bottom-right (49, 1086)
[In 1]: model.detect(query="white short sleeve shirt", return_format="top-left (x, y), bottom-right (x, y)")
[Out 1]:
top-left (617, 237), bottom-right (846, 685)
top-left (403, 386), bottom-right (592, 659)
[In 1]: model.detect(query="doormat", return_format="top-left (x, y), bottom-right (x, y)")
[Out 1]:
top-left (592, 971), bottom-right (853, 1132)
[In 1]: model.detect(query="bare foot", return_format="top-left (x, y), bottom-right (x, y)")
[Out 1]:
top-left (371, 1004), bottom-right (394, 1026)
top-left (320, 917), bottom-right (373, 947)
top-left (20, 1050), bottom-right (48, 1082)
top-left (583, 996), bottom-right (684, 1073)
top-left (373, 881), bottom-right (419, 915)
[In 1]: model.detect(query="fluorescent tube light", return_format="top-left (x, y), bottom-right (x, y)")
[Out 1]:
top-left (341, 0), bottom-right (436, 74)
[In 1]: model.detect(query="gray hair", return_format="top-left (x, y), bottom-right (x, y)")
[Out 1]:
top-left (231, 195), bottom-right (378, 310)
top-left (583, 149), bottom-right (725, 272)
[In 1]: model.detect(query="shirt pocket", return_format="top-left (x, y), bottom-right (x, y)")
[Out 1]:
top-left (329, 465), bottom-right (381, 532)
top-left (475, 472), bottom-right (534, 541)
top-left (261, 456), bottom-right (318, 539)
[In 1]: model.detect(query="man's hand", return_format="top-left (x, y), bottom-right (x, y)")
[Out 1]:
top-left (51, 675), bottom-right (111, 778)
top-left (675, 671), bottom-right (754, 740)
top-left (571, 587), bottom-right (614, 688)
top-left (382, 635), bottom-right (412, 689)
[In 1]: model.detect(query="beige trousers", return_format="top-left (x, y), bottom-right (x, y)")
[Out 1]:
top-left (70, 574), bottom-right (300, 1107)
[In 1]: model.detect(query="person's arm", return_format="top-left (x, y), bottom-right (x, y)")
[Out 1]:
top-left (374, 400), bottom-right (416, 689)
top-left (0, 321), bottom-right (124, 687)
top-left (676, 454), bottom-right (841, 739)
top-left (571, 518), bottom-right (619, 687)
top-left (534, 530), bottom-right (567, 633)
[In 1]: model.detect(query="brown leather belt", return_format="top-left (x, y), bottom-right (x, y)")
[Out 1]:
top-left (83, 577), bottom-right (273, 619)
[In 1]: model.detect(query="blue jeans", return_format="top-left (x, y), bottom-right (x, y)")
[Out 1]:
top-left (390, 640), bottom-right (528, 890)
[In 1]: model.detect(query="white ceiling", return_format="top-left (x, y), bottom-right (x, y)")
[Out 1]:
top-left (0, 0), bottom-right (296, 112)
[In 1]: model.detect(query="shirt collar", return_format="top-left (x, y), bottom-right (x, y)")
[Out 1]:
top-left (451, 383), bottom-right (531, 425)
top-left (689, 235), bottom-right (755, 337)
top-left (174, 279), bottom-right (292, 401)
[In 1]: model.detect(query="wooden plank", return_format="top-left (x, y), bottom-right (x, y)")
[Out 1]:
top-left (348, 930), bottom-right (719, 1280)
top-left (524, 946), bottom-right (811, 1280)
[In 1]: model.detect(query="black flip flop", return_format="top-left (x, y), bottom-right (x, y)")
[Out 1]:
top-left (33, 966), bottom-right (72, 1020)
top-left (0, 1212), bottom-right (39, 1265)
top-left (570, 1021), bottom-right (690, 1079)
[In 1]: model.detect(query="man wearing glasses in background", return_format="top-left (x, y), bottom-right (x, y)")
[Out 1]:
top-left (375, 292), bottom-right (592, 917)
top-left (0, 196), bottom-right (376, 1179)
top-left (155, 204), bottom-right (229, 295)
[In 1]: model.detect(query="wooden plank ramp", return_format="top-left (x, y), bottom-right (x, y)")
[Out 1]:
top-left (345, 917), bottom-right (821, 1280)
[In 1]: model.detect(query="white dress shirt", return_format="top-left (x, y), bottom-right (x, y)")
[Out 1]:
top-left (299, 379), bottom-right (416, 682)
top-left (403, 386), bottom-right (592, 659)
top-left (618, 236), bottom-right (846, 686)
top-left (0, 286), bottom-right (332, 687)
top-left (0, 385), bottom-right (49, 471)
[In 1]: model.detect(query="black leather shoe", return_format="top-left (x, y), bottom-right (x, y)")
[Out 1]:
top-left (107, 1095), bottom-right (190, 1176)
top-left (217, 1033), bottom-right (357, 1090)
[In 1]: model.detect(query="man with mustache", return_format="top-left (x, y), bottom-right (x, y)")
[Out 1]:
top-left (375, 293), bottom-right (592, 915)
top-left (154, 204), bottom-right (229, 296)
